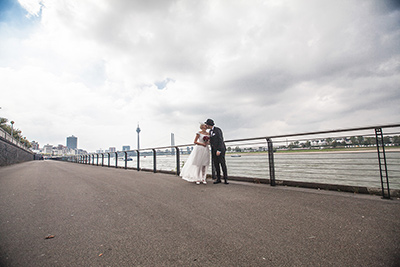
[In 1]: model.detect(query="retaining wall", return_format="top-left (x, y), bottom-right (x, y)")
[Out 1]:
top-left (0, 137), bottom-right (35, 167)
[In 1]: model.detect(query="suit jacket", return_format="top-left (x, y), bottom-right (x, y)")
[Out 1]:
top-left (210, 126), bottom-right (226, 153)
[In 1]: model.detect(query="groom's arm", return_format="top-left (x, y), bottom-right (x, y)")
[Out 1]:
top-left (214, 127), bottom-right (225, 153)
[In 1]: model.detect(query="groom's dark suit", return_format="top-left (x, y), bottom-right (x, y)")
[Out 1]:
top-left (210, 126), bottom-right (228, 183)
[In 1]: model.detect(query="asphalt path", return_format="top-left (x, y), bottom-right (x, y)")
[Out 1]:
top-left (0, 160), bottom-right (399, 266)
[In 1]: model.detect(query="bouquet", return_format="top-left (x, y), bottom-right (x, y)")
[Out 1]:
top-left (203, 135), bottom-right (210, 142)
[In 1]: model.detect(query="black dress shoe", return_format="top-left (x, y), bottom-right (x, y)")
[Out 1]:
top-left (224, 181), bottom-right (229, 184)
top-left (213, 180), bottom-right (221, 184)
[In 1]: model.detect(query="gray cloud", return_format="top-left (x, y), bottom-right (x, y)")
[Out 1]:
top-left (1, 0), bottom-right (399, 151)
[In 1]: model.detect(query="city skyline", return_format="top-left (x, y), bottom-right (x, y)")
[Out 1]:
top-left (1, 0), bottom-right (399, 152)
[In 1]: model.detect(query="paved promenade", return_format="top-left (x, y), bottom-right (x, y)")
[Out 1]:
top-left (0, 161), bottom-right (399, 266)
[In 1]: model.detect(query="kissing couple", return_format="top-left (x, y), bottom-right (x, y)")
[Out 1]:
top-left (180, 118), bottom-right (228, 185)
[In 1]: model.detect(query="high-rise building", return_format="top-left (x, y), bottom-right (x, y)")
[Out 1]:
top-left (109, 147), bottom-right (116, 152)
top-left (122, 146), bottom-right (130, 151)
top-left (43, 144), bottom-right (53, 155)
top-left (66, 135), bottom-right (78, 149)
top-left (31, 141), bottom-right (39, 150)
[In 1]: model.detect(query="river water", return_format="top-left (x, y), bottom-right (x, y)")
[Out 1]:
top-left (98, 150), bottom-right (400, 189)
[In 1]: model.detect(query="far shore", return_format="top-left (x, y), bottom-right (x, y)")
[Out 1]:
top-left (226, 146), bottom-right (400, 155)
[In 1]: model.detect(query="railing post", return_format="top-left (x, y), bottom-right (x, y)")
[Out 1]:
top-left (115, 152), bottom-right (118, 168)
top-left (124, 151), bottom-right (128, 170)
top-left (175, 146), bottom-right (180, 176)
top-left (101, 154), bottom-right (104, 166)
top-left (137, 150), bottom-right (140, 171)
top-left (152, 149), bottom-right (157, 173)
top-left (267, 138), bottom-right (276, 186)
top-left (108, 153), bottom-right (110, 167)
top-left (96, 154), bottom-right (99, 166)
top-left (375, 128), bottom-right (391, 199)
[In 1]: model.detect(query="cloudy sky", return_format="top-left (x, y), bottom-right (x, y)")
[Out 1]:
top-left (1, 0), bottom-right (399, 152)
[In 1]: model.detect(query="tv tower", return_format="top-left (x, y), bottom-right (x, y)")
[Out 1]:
top-left (136, 123), bottom-right (141, 150)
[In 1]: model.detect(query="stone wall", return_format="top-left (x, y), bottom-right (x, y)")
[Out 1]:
top-left (0, 137), bottom-right (35, 167)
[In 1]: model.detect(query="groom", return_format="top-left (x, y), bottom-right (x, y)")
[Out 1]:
top-left (205, 119), bottom-right (228, 184)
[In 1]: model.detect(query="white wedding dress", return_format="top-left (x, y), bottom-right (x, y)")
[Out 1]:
top-left (180, 132), bottom-right (210, 183)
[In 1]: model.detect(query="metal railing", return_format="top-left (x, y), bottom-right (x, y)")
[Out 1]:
top-left (0, 127), bottom-right (31, 151)
top-left (66, 124), bottom-right (400, 199)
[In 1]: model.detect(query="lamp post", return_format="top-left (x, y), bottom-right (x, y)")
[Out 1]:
top-left (10, 121), bottom-right (14, 143)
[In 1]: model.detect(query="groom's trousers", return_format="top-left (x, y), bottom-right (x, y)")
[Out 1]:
top-left (212, 152), bottom-right (228, 181)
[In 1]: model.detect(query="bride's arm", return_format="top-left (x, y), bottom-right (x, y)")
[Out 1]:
top-left (194, 133), bottom-right (206, 146)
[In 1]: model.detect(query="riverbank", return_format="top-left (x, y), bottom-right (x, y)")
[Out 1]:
top-left (227, 146), bottom-right (400, 155)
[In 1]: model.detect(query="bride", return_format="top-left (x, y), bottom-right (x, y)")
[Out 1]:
top-left (180, 123), bottom-right (210, 184)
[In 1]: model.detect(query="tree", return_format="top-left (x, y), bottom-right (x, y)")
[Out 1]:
top-left (364, 137), bottom-right (375, 145)
top-left (332, 141), bottom-right (339, 148)
top-left (0, 117), bottom-right (31, 148)
top-left (326, 138), bottom-right (333, 146)
top-left (0, 117), bottom-right (10, 132)
top-left (357, 136), bottom-right (364, 145)
top-left (0, 117), bottom-right (8, 126)
top-left (288, 141), bottom-right (300, 149)
top-left (350, 136), bottom-right (357, 145)
top-left (393, 136), bottom-right (400, 145)
top-left (383, 136), bottom-right (391, 144)
top-left (302, 141), bottom-right (311, 148)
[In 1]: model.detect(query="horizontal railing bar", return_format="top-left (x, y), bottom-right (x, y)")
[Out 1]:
top-left (275, 175), bottom-right (381, 182)
top-left (276, 171), bottom-right (379, 178)
top-left (277, 166), bottom-right (376, 171)
top-left (276, 168), bottom-right (379, 172)
top-left (226, 124), bottom-right (400, 144)
top-left (275, 162), bottom-right (380, 165)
